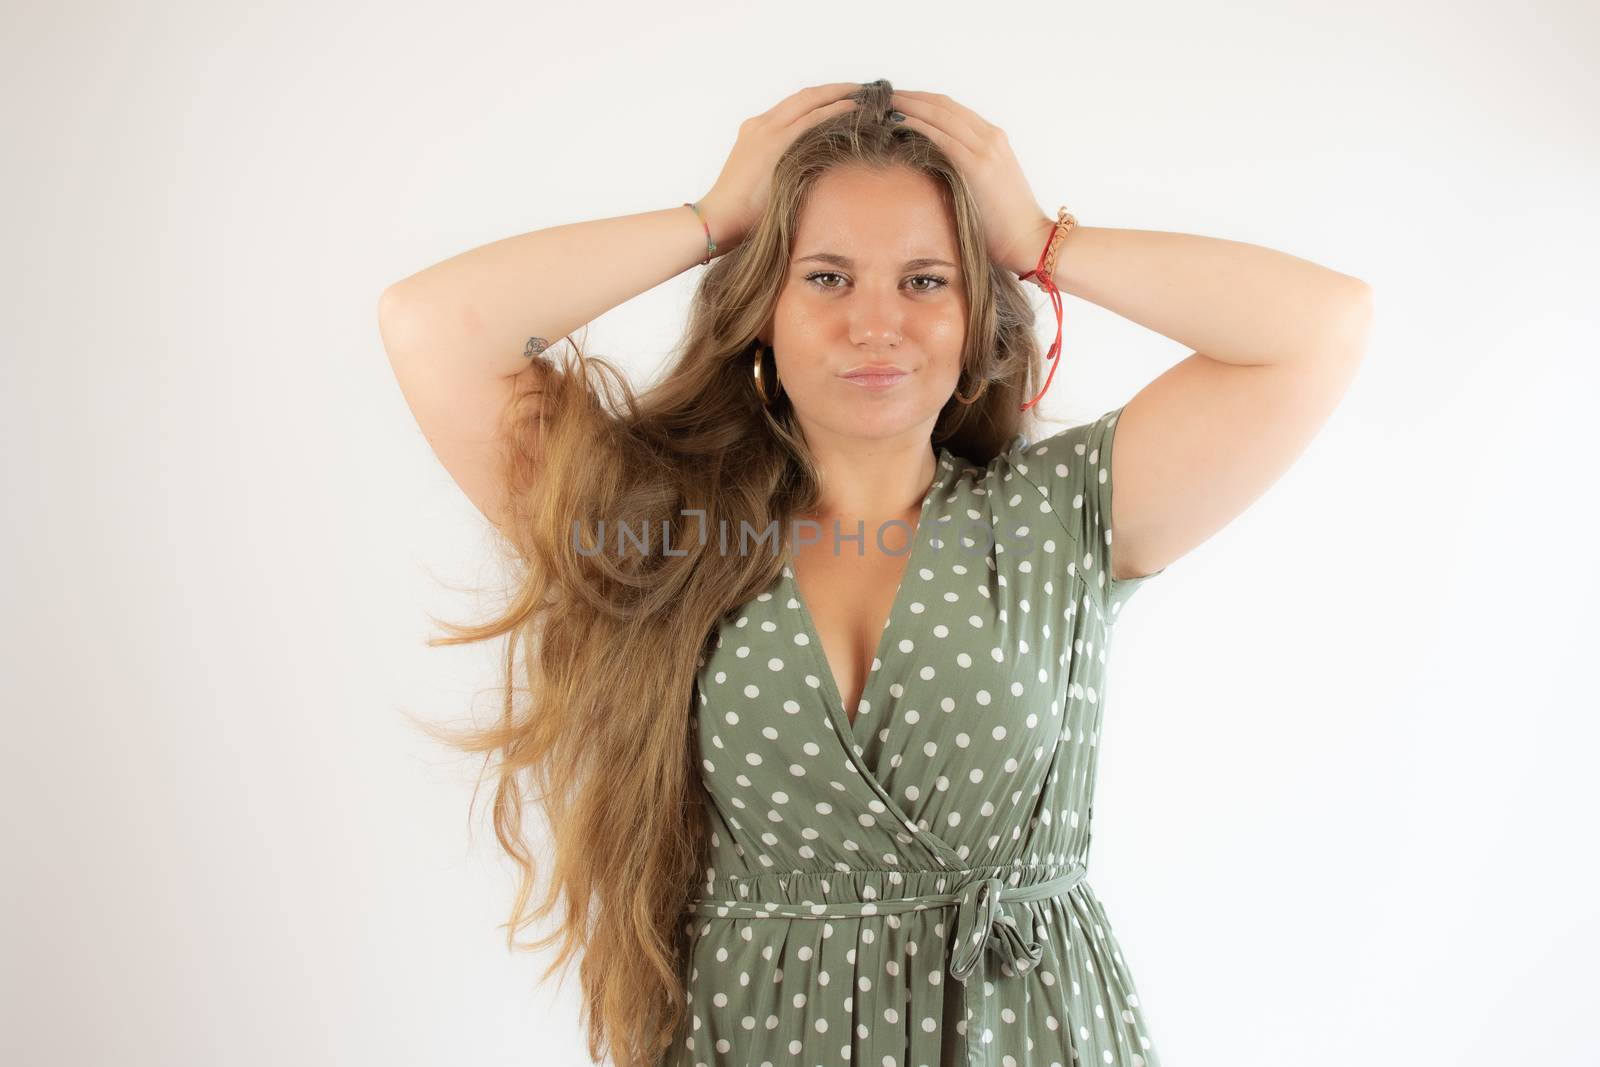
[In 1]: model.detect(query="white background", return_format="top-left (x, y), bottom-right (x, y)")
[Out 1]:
top-left (4, 1), bottom-right (1597, 1065)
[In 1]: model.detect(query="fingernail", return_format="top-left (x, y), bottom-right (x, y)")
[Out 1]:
top-left (888, 111), bottom-right (905, 123)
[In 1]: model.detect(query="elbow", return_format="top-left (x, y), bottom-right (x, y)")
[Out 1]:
top-left (1325, 280), bottom-right (1375, 363)
top-left (377, 283), bottom-right (409, 331)
top-left (1346, 278), bottom-right (1375, 331)
top-left (1348, 277), bottom-right (1374, 314)
top-left (377, 283), bottom-right (423, 358)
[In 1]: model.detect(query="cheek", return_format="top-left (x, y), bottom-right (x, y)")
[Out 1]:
top-left (772, 300), bottom-right (830, 350)
top-left (927, 311), bottom-right (965, 344)
top-left (927, 320), bottom-right (966, 371)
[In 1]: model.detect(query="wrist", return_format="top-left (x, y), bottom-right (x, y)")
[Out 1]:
top-left (1003, 215), bottom-right (1057, 279)
top-left (694, 194), bottom-right (746, 256)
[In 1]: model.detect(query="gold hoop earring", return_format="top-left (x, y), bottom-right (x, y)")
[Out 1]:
top-left (753, 343), bottom-right (781, 408)
top-left (953, 370), bottom-right (986, 405)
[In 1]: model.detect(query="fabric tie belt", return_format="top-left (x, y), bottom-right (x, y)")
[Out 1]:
top-left (688, 861), bottom-right (1088, 1067)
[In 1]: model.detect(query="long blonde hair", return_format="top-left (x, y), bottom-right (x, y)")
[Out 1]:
top-left (411, 78), bottom-right (1056, 1066)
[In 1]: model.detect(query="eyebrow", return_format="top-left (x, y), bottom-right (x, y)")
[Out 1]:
top-left (794, 253), bottom-right (958, 270)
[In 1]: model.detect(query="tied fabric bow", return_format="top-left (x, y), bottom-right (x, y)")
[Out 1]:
top-left (948, 875), bottom-right (1047, 981)
top-left (947, 876), bottom-right (1047, 1067)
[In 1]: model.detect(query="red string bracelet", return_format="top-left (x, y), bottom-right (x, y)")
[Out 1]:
top-left (1016, 208), bottom-right (1078, 412)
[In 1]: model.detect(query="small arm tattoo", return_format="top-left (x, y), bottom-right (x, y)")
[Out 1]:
top-left (523, 336), bottom-right (550, 359)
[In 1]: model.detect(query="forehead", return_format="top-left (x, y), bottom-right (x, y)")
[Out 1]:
top-left (792, 166), bottom-right (957, 261)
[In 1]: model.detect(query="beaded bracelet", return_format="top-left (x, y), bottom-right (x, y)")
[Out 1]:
top-left (683, 202), bottom-right (718, 266)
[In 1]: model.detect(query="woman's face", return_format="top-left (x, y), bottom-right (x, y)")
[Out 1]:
top-left (764, 164), bottom-right (968, 449)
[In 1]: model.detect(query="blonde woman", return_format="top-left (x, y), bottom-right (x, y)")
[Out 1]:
top-left (377, 78), bottom-right (1373, 1067)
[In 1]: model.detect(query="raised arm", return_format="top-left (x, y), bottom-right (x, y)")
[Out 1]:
top-left (375, 202), bottom-right (743, 530)
top-left (377, 83), bottom-right (868, 531)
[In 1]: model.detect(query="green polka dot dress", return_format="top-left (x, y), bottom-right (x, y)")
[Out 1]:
top-left (668, 405), bottom-right (1166, 1067)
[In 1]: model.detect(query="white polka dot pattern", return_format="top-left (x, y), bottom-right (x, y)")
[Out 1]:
top-left (667, 405), bottom-right (1163, 1066)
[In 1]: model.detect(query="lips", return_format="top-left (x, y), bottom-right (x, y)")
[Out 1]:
top-left (840, 366), bottom-right (910, 390)
top-left (840, 365), bottom-right (908, 379)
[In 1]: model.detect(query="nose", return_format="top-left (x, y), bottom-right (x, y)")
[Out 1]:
top-left (846, 287), bottom-right (904, 348)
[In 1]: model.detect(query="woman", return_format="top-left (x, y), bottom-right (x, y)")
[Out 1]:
top-left (377, 79), bottom-right (1373, 1067)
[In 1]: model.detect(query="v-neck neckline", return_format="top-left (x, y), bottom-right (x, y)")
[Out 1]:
top-left (781, 447), bottom-right (951, 744)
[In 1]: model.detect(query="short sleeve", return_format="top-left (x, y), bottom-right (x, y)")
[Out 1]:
top-left (1008, 403), bottom-right (1166, 620)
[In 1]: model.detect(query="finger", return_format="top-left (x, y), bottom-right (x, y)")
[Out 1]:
top-left (886, 110), bottom-right (975, 170)
top-left (767, 82), bottom-right (869, 126)
top-left (888, 92), bottom-right (985, 156)
top-left (789, 96), bottom-right (859, 131)
top-left (889, 90), bottom-right (985, 143)
top-left (890, 90), bottom-right (986, 144)
top-left (889, 90), bottom-right (985, 128)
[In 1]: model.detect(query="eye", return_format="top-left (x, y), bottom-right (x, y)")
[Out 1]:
top-left (803, 271), bottom-right (950, 293)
